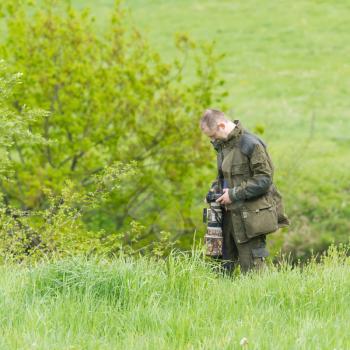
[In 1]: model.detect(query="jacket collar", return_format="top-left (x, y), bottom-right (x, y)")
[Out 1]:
top-left (224, 120), bottom-right (243, 145)
top-left (210, 120), bottom-right (243, 151)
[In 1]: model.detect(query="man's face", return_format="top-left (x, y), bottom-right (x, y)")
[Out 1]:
top-left (201, 123), bottom-right (226, 141)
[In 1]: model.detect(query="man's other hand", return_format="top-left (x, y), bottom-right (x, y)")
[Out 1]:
top-left (216, 188), bottom-right (232, 205)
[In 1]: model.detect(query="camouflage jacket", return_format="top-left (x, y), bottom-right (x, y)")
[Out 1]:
top-left (212, 120), bottom-right (289, 241)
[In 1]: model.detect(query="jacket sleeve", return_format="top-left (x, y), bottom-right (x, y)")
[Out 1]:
top-left (228, 143), bottom-right (273, 201)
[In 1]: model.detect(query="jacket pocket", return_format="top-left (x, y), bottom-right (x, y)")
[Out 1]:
top-left (231, 163), bottom-right (250, 186)
top-left (241, 199), bottom-right (278, 238)
top-left (231, 163), bottom-right (250, 175)
top-left (230, 211), bottom-right (249, 244)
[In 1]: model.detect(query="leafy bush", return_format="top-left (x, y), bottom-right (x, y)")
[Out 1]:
top-left (0, 0), bottom-right (226, 258)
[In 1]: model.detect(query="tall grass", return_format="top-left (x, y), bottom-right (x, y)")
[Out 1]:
top-left (1, 247), bottom-right (349, 349)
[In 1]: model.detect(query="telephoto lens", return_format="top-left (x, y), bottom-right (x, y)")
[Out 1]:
top-left (203, 189), bottom-right (223, 257)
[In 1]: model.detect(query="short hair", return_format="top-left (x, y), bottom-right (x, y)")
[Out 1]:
top-left (200, 109), bottom-right (228, 130)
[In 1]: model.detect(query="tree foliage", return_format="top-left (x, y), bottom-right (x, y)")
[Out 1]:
top-left (0, 0), bottom-right (225, 257)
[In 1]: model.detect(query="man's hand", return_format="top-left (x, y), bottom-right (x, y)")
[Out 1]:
top-left (216, 188), bottom-right (232, 205)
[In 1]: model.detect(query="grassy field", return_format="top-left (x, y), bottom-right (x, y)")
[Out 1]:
top-left (73, 0), bottom-right (350, 137)
top-left (0, 250), bottom-right (349, 349)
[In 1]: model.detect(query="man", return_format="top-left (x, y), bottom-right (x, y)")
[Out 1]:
top-left (200, 109), bottom-right (289, 273)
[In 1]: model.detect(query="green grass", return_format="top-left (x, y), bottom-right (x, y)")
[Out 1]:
top-left (0, 250), bottom-right (349, 349)
top-left (1, 7), bottom-right (349, 348)
top-left (72, 0), bottom-right (350, 137)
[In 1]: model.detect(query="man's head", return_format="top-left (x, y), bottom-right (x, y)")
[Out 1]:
top-left (200, 109), bottom-right (235, 141)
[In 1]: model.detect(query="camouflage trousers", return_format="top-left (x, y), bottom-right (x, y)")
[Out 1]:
top-left (221, 210), bottom-right (269, 274)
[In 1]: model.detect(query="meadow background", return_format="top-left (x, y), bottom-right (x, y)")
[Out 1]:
top-left (80, 0), bottom-right (350, 258)
top-left (124, 0), bottom-right (350, 258)
top-left (0, 0), bottom-right (350, 349)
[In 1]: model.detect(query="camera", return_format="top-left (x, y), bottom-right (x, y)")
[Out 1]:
top-left (206, 190), bottom-right (223, 203)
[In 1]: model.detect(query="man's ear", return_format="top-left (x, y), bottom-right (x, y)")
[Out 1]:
top-left (217, 122), bottom-right (225, 129)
